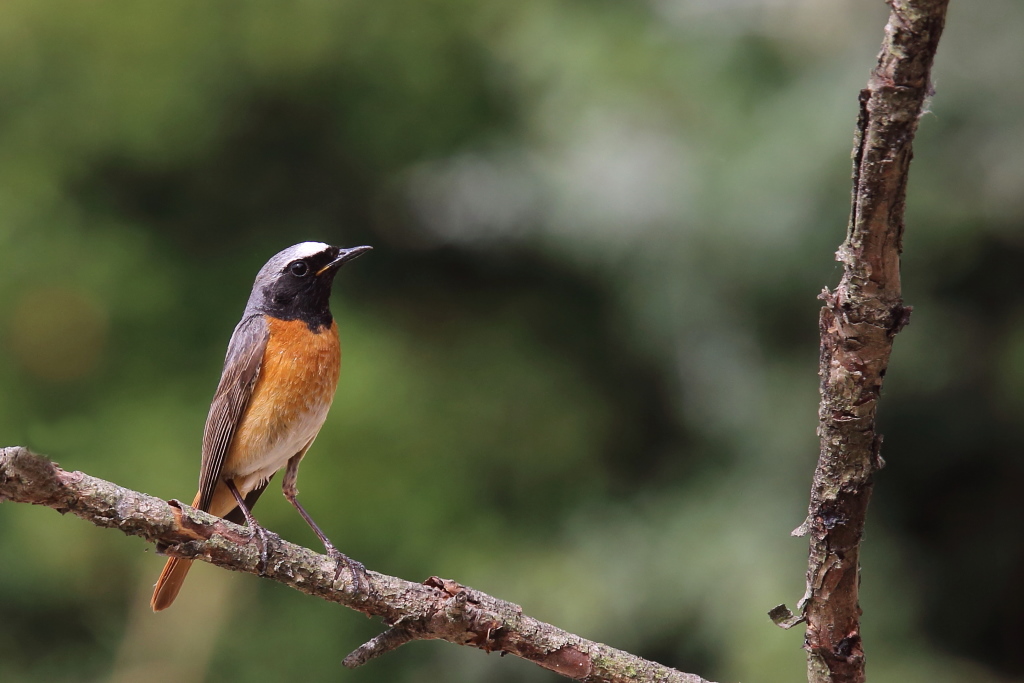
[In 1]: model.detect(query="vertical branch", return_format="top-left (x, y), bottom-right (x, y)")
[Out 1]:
top-left (798, 2), bottom-right (949, 682)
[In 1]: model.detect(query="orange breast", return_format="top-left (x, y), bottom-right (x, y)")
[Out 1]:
top-left (224, 318), bottom-right (341, 483)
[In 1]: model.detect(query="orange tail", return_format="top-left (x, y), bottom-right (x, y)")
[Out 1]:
top-left (151, 490), bottom-right (204, 612)
top-left (151, 556), bottom-right (194, 611)
top-left (151, 486), bottom-right (240, 611)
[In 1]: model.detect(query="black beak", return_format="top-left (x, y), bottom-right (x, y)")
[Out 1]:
top-left (317, 245), bottom-right (372, 276)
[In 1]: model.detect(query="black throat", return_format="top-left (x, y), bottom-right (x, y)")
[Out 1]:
top-left (258, 279), bottom-right (334, 332)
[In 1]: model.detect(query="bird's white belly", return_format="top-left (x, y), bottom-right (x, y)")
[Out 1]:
top-left (231, 399), bottom-right (332, 491)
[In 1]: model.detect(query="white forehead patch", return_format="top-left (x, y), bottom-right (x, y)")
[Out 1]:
top-left (286, 241), bottom-right (332, 260)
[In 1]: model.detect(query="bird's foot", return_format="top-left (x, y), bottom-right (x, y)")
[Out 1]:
top-left (324, 544), bottom-right (369, 594)
top-left (247, 521), bottom-right (278, 575)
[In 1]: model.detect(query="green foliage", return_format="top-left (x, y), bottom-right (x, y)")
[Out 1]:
top-left (0, 1), bottom-right (1021, 682)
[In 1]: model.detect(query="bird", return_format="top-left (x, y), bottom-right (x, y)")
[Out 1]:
top-left (151, 241), bottom-right (371, 612)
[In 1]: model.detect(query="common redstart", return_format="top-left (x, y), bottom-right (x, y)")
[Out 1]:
top-left (151, 242), bottom-right (371, 611)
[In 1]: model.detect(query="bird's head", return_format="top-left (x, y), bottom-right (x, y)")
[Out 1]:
top-left (247, 242), bottom-right (371, 330)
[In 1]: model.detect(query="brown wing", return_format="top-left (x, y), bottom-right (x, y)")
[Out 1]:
top-left (196, 314), bottom-right (270, 512)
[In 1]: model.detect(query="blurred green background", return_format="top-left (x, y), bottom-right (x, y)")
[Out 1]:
top-left (0, 1), bottom-right (1020, 682)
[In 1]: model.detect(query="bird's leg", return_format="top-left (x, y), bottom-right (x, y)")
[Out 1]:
top-left (225, 478), bottom-right (272, 575)
top-left (283, 453), bottom-right (368, 593)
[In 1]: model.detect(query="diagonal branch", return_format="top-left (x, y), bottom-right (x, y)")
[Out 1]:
top-left (774, 2), bottom-right (949, 683)
top-left (0, 446), bottom-right (715, 683)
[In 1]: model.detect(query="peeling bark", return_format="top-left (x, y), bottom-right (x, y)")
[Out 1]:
top-left (0, 447), bottom-right (714, 683)
top-left (786, 2), bottom-right (949, 683)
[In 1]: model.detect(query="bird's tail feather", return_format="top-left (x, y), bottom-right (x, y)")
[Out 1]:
top-left (151, 556), bottom-right (194, 611)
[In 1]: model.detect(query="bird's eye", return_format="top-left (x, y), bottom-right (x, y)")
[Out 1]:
top-left (288, 260), bottom-right (310, 277)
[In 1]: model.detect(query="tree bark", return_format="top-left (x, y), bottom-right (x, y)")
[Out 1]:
top-left (781, 2), bottom-right (949, 682)
top-left (0, 446), bottom-right (715, 683)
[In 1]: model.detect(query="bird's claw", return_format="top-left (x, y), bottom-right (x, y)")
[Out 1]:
top-left (325, 545), bottom-right (369, 594)
top-left (247, 522), bottom-right (277, 575)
